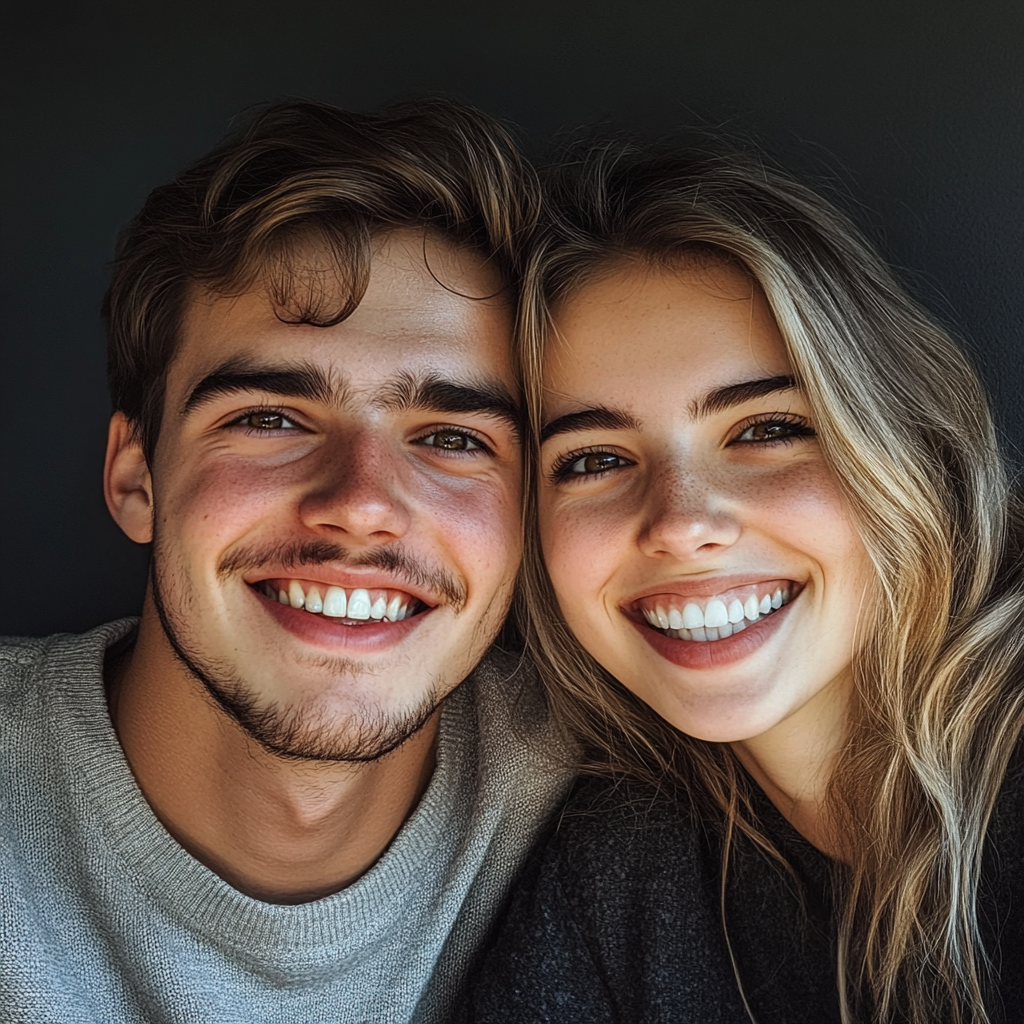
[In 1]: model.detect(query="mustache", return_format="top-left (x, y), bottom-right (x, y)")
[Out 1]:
top-left (217, 539), bottom-right (467, 611)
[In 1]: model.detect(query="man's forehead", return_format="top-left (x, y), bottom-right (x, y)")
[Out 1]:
top-left (368, 228), bottom-right (506, 302)
top-left (173, 230), bottom-right (514, 393)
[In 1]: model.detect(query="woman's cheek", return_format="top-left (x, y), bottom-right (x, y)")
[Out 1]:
top-left (750, 460), bottom-right (860, 559)
top-left (540, 497), bottom-right (632, 613)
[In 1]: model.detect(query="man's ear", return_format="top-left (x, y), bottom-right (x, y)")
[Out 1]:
top-left (104, 412), bottom-right (154, 544)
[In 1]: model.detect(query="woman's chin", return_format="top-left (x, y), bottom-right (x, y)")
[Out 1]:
top-left (637, 682), bottom-right (791, 745)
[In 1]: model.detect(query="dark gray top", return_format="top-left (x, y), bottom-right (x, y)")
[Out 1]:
top-left (472, 745), bottom-right (1024, 1023)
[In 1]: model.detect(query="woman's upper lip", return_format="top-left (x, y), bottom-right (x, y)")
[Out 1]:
top-left (242, 567), bottom-right (438, 607)
top-left (623, 574), bottom-right (800, 604)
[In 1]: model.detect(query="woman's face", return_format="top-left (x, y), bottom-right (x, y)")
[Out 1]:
top-left (538, 260), bottom-right (874, 746)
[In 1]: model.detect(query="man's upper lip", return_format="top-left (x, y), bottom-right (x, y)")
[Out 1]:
top-left (624, 574), bottom-right (799, 604)
top-left (243, 567), bottom-right (438, 607)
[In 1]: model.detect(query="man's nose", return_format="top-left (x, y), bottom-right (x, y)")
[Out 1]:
top-left (298, 430), bottom-right (411, 544)
top-left (636, 462), bottom-right (742, 561)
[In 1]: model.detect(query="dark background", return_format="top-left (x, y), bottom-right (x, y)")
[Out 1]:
top-left (2, 1), bottom-right (1022, 637)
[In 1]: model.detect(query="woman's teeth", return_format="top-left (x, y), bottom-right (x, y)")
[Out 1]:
top-left (260, 581), bottom-right (418, 623)
top-left (639, 586), bottom-right (792, 642)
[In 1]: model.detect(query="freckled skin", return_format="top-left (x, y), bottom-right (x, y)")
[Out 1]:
top-left (146, 232), bottom-right (522, 725)
top-left (539, 262), bottom-right (875, 782)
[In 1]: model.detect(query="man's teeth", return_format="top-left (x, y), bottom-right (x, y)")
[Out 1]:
top-left (260, 581), bottom-right (418, 622)
top-left (323, 586), bottom-right (347, 617)
top-left (640, 586), bottom-right (792, 642)
top-left (347, 589), bottom-right (372, 619)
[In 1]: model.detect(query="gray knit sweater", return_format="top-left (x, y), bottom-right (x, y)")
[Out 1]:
top-left (0, 620), bottom-right (573, 1024)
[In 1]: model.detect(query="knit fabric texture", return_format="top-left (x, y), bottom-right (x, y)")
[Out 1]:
top-left (0, 620), bottom-right (574, 1024)
top-left (472, 754), bottom-right (1024, 1024)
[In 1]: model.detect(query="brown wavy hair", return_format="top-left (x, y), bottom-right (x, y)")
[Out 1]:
top-left (103, 97), bottom-right (541, 460)
top-left (516, 141), bottom-right (1024, 1023)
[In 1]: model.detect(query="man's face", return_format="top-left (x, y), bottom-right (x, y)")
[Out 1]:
top-left (141, 231), bottom-right (521, 760)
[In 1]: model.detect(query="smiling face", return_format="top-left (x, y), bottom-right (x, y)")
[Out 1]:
top-left (538, 258), bottom-right (875, 749)
top-left (116, 230), bottom-right (522, 761)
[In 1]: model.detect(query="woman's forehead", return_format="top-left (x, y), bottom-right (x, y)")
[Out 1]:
top-left (543, 260), bottom-right (790, 405)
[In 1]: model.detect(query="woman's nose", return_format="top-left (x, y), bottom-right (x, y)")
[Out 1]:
top-left (636, 465), bottom-right (741, 560)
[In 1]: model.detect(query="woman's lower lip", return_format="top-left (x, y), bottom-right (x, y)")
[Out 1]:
top-left (257, 588), bottom-right (428, 651)
top-left (630, 597), bottom-right (794, 669)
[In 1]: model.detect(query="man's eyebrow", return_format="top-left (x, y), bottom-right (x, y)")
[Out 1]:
top-left (374, 372), bottom-right (522, 439)
top-left (690, 375), bottom-right (798, 419)
top-left (540, 407), bottom-right (642, 444)
top-left (181, 359), bottom-right (338, 415)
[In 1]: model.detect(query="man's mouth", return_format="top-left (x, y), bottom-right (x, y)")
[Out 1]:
top-left (253, 578), bottom-right (427, 624)
top-left (630, 580), bottom-right (798, 642)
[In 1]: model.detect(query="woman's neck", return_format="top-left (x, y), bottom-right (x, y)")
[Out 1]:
top-left (729, 674), bottom-right (851, 860)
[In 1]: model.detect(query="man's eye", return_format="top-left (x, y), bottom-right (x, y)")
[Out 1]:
top-left (239, 411), bottom-right (298, 431)
top-left (419, 430), bottom-right (482, 452)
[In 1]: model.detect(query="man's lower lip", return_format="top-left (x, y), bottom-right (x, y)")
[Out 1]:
top-left (631, 597), bottom-right (793, 670)
top-left (256, 589), bottom-right (429, 650)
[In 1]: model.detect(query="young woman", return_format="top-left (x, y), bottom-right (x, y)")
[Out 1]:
top-left (473, 146), bottom-right (1024, 1023)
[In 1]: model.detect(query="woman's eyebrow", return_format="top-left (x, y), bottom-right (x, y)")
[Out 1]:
top-left (690, 375), bottom-right (797, 419)
top-left (540, 407), bottom-right (641, 444)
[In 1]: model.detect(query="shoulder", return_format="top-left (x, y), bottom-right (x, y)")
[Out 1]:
top-left (462, 646), bottom-right (579, 772)
top-left (466, 646), bottom-right (548, 726)
top-left (550, 772), bottom-right (704, 855)
top-left (470, 773), bottom-right (747, 1024)
top-left (478, 771), bottom-right (717, 956)
top-left (0, 620), bottom-right (137, 723)
top-left (0, 633), bottom-right (48, 693)
top-left (527, 773), bottom-right (713, 903)
top-left (985, 730), bottom-right (1024, 867)
top-left (978, 730), bottom-right (1024, 1017)
top-left (0, 631), bottom-right (71, 717)
top-left (988, 729), bottom-right (1024, 847)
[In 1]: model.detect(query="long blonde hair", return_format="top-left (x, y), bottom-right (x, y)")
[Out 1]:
top-left (515, 142), bottom-right (1024, 1023)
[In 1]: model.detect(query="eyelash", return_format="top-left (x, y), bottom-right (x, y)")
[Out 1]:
top-left (412, 425), bottom-right (493, 457)
top-left (227, 406), bottom-right (301, 435)
top-left (728, 412), bottom-right (816, 446)
top-left (549, 446), bottom-right (633, 483)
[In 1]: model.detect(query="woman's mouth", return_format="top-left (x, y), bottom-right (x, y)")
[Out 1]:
top-left (631, 580), bottom-right (798, 642)
top-left (626, 579), bottom-right (801, 670)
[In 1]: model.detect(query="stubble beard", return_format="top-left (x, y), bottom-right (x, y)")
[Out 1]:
top-left (149, 545), bottom-right (449, 764)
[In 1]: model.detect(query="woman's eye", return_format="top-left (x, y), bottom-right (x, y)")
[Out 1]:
top-left (733, 418), bottom-right (815, 444)
top-left (558, 451), bottom-right (631, 477)
top-left (240, 411), bottom-right (298, 431)
top-left (419, 430), bottom-right (482, 452)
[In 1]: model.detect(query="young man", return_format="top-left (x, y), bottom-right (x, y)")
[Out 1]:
top-left (1, 100), bottom-right (570, 1023)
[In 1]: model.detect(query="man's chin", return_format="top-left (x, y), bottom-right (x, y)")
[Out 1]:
top-left (182, 651), bottom-right (447, 763)
top-left (211, 681), bottom-right (444, 764)
top-left (154, 589), bottom-right (444, 764)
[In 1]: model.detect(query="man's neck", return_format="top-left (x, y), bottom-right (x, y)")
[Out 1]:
top-left (105, 612), bottom-right (440, 904)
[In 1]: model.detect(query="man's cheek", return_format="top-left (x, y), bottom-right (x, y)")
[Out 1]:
top-left (440, 490), bottom-right (522, 578)
top-left (165, 461), bottom-right (291, 533)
